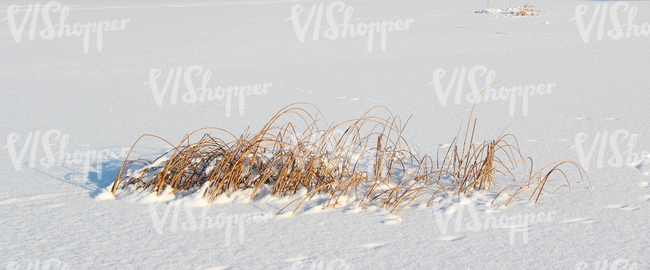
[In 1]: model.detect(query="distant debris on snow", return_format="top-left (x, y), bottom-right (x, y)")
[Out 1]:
top-left (475, 5), bottom-right (542, 17)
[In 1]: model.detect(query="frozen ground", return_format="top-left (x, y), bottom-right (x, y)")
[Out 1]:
top-left (1, 0), bottom-right (649, 269)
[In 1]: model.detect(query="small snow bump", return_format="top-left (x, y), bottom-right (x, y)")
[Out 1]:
top-left (361, 242), bottom-right (384, 249)
top-left (438, 235), bottom-right (463, 241)
top-left (95, 190), bottom-right (116, 200)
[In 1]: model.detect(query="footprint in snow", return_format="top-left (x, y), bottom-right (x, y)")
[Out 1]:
top-left (295, 89), bottom-right (314, 94)
top-left (558, 217), bottom-right (595, 224)
top-left (640, 182), bottom-right (650, 202)
top-left (382, 216), bottom-right (402, 225)
top-left (336, 96), bottom-right (377, 102)
top-left (42, 203), bottom-right (66, 209)
top-left (603, 204), bottom-right (638, 211)
top-left (284, 256), bottom-right (310, 263)
top-left (0, 193), bottom-right (70, 206)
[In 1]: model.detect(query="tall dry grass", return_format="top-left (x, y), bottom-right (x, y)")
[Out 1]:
top-left (111, 101), bottom-right (590, 214)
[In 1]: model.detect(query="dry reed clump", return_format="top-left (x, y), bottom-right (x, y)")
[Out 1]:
top-left (111, 102), bottom-right (590, 214)
top-left (475, 5), bottom-right (543, 17)
top-left (514, 5), bottom-right (542, 17)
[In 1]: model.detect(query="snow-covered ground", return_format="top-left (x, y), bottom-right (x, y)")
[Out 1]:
top-left (1, 0), bottom-right (649, 269)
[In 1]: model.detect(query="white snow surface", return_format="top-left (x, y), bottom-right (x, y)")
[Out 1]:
top-left (1, 0), bottom-right (649, 269)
